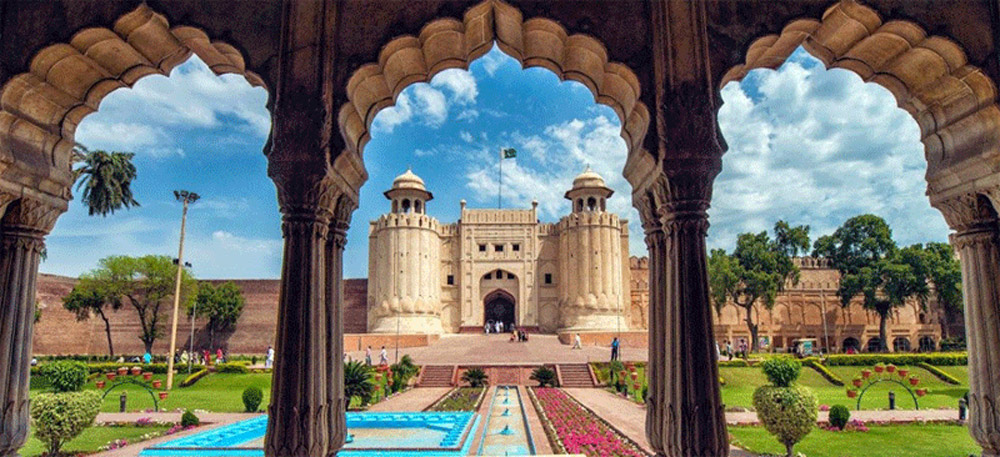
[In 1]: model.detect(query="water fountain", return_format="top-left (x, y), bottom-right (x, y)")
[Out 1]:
top-left (477, 386), bottom-right (536, 456)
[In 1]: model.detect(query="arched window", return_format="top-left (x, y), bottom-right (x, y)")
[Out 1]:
top-left (414, 200), bottom-right (422, 214)
top-left (842, 337), bottom-right (860, 353)
top-left (402, 199), bottom-right (411, 213)
top-left (587, 197), bottom-right (597, 211)
top-left (918, 336), bottom-right (936, 352)
top-left (893, 337), bottom-right (911, 352)
top-left (866, 337), bottom-right (882, 353)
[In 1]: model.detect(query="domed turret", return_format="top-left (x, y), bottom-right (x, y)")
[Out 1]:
top-left (565, 166), bottom-right (613, 212)
top-left (385, 168), bottom-right (433, 214)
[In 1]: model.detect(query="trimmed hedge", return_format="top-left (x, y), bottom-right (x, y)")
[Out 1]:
top-left (180, 368), bottom-right (210, 388)
top-left (917, 362), bottom-right (962, 385)
top-left (801, 358), bottom-right (844, 386)
top-left (32, 362), bottom-right (207, 376)
top-left (719, 359), bottom-right (751, 367)
top-left (216, 363), bottom-right (250, 374)
top-left (824, 353), bottom-right (966, 366)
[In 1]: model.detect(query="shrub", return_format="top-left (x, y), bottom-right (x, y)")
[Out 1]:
top-left (181, 410), bottom-right (200, 427)
top-left (917, 362), bottom-right (962, 385)
top-left (344, 361), bottom-right (376, 406)
top-left (802, 358), bottom-right (844, 386)
top-left (940, 337), bottom-right (966, 351)
top-left (31, 391), bottom-right (102, 455)
top-left (216, 363), bottom-right (250, 374)
top-left (760, 357), bottom-right (802, 387)
top-left (718, 359), bottom-right (750, 367)
top-left (753, 385), bottom-right (817, 457)
top-left (461, 368), bottom-right (488, 387)
top-left (530, 366), bottom-right (557, 387)
top-left (824, 353), bottom-right (966, 366)
top-left (242, 386), bottom-right (263, 412)
top-left (180, 368), bottom-right (209, 388)
top-left (828, 404), bottom-right (851, 430)
top-left (39, 361), bottom-right (89, 392)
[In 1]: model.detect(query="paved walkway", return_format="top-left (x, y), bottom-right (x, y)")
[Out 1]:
top-left (346, 334), bottom-right (647, 365)
top-left (366, 387), bottom-right (452, 411)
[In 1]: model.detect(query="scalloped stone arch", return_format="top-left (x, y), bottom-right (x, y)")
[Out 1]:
top-left (0, 4), bottom-right (267, 193)
top-left (337, 0), bottom-right (649, 168)
top-left (721, 0), bottom-right (1000, 192)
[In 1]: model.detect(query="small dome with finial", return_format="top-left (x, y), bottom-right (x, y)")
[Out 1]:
top-left (571, 165), bottom-right (606, 190)
top-left (391, 168), bottom-right (426, 191)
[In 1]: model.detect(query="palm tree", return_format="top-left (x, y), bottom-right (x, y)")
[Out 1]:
top-left (460, 368), bottom-right (488, 387)
top-left (344, 361), bottom-right (376, 406)
top-left (72, 145), bottom-right (140, 216)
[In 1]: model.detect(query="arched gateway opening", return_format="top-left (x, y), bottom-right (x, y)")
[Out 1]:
top-left (484, 289), bottom-right (516, 329)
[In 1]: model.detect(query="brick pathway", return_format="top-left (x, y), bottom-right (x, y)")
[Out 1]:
top-left (346, 334), bottom-right (647, 365)
top-left (366, 387), bottom-right (452, 412)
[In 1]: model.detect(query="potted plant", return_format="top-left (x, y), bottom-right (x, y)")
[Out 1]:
top-left (117, 367), bottom-right (128, 376)
top-left (151, 380), bottom-right (162, 388)
top-left (861, 369), bottom-right (871, 379)
top-left (909, 376), bottom-right (919, 386)
top-left (886, 364), bottom-right (896, 373)
top-left (142, 372), bottom-right (153, 381)
top-left (630, 371), bottom-right (639, 381)
top-left (915, 388), bottom-right (926, 397)
top-left (158, 391), bottom-right (169, 400)
top-left (846, 389), bottom-right (858, 398)
top-left (106, 372), bottom-right (116, 381)
top-left (95, 380), bottom-right (106, 389)
top-left (897, 369), bottom-right (909, 378)
top-left (873, 364), bottom-right (884, 373)
top-left (852, 377), bottom-right (863, 388)
top-left (130, 366), bottom-right (142, 376)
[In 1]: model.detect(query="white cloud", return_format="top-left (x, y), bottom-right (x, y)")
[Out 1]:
top-left (460, 131), bottom-right (475, 143)
top-left (457, 109), bottom-right (480, 121)
top-left (431, 70), bottom-right (478, 104)
top-left (710, 48), bottom-right (949, 252)
top-left (476, 47), bottom-right (508, 76)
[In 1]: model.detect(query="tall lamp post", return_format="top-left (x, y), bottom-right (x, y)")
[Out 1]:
top-left (166, 190), bottom-right (199, 390)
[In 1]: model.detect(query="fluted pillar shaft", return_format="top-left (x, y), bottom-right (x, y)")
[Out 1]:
top-left (0, 197), bottom-right (61, 457)
top-left (640, 173), bottom-right (727, 457)
top-left (325, 203), bottom-right (354, 455)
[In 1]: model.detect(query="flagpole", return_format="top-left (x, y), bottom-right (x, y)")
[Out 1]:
top-left (498, 148), bottom-right (502, 209)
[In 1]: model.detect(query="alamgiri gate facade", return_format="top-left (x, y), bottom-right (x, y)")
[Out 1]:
top-left (5, 1), bottom-right (1000, 457)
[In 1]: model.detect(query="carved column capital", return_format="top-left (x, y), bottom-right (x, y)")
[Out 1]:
top-left (1, 197), bottom-right (65, 255)
top-left (328, 194), bottom-right (357, 249)
top-left (635, 166), bottom-right (716, 243)
top-left (933, 190), bottom-right (998, 235)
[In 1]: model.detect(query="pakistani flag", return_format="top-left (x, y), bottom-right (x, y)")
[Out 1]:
top-left (502, 148), bottom-right (517, 159)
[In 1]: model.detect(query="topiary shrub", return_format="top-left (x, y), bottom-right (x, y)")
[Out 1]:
top-left (760, 357), bottom-right (802, 387)
top-left (242, 386), bottom-right (263, 412)
top-left (828, 404), bottom-right (850, 430)
top-left (39, 361), bottom-right (89, 393)
top-left (530, 366), bottom-right (557, 387)
top-left (31, 391), bottom-right (101, 455)
top-left (181, 410), bottom-right (200, 427)
top-left (753, 357), bottom-right (816, 457)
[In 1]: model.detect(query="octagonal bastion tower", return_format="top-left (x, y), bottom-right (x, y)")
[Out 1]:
top-left (367, 169), bottom-right (444, 334)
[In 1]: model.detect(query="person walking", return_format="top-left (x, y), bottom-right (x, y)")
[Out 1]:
top-left (725, 340), bottom-right (733, 361)
top-left (365, 346), bottom-right (372, 366)
top-left (142, 351), bottom-right (151, 365)
top-left (572, 333), bottom-right (582, 349)
top-left (610, 337), bottom-right (620, 361)
top-left (265, 345), bottom-right (274, 369)
top-left (379, 346), bottom-right (388, 365)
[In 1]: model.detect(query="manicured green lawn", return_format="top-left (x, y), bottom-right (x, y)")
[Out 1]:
top-left (20, 425), bottom-right (170, 456)
top-left (30, 373), bottom-right (272, 412)
top-left (729, 423), bottom-right (979, 457)
top-left (719, 365), bottom-right (968, 411)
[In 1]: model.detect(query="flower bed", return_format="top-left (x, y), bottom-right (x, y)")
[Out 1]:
top-left (429, 387), bottom-right (485, 412)
top-left (529, 388), bottom-right (646, 457)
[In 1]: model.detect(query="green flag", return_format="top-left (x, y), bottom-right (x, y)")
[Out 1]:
top-left (502, 148), bottom-right (517, 159)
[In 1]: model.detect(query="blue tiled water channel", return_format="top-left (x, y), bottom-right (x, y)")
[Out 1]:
top-left (140, 412), bottom-right (479, 457)
top-left (477, 386), bottom-right (536, 456)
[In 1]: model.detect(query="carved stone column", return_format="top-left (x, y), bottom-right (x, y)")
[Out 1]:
top-left (264, 171), bottom-right (338, 457)
top-left (935, 191), bottom-right (1000, 457)
top-left (0, 196), bottom-right (61, 457)
top-left (324, 196), bottom-right (355, 455)
top-left (639, 170), bottom-right (727, 457)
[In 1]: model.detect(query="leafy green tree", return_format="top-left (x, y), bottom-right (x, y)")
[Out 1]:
top-left (921, 242), bottom-right (963, 338)
top-left (708, 221), bottom-right (809, 351)
top-left (812, 215), bottom-right (929, 352)
top-left (189, 281), bottom-right (246, 349)
top-left (70, 255), bottom-right (196, 354)
top-left (72, 147), bottom-right (140, 217)
top-left (344, 361), bottom-right (376, 406)
top-left (63, 280), bottom-right (122, 356)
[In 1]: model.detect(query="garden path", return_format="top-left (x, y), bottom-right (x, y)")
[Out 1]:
top-left (90, 413), bottom-right (260, 457)
top-left (366, 387), bottom-right (451, 411)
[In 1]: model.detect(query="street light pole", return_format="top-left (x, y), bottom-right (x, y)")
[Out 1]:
top-left (166, 190), bottom-right (199, 390)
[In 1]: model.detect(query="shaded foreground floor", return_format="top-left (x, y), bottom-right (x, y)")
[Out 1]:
top-left (348, 334), bottom-right (647, 365)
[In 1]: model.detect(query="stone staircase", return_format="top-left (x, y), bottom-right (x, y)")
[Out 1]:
top-left (418, 365), bottom-right (454, 387)
top-left (558, 363), bottom-right (595, 387)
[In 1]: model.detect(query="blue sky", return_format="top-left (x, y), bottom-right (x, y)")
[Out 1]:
top-left (42, 46), bottom-right (950, 279)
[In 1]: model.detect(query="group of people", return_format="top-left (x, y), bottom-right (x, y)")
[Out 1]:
top-left (484, 320), bottom-right (508, 334)
top-left (509, 327), bottom-right (529, 342)
top-left (363, 346), bottom-right (389, 366)
top-left (718, 338), bottom-right (750, 361)
top-left (168, 347), bottom-right (227, 366)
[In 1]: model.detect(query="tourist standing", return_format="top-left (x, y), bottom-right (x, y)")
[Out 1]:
top-left (725, 340), bottom-right (733, 361)
top-left (365, 346), bottom-right (372, 366)
top-left (265, 345), bottom-right (274, 368)
top-left (142, 351), bottom-right (151, 364)
top-left (610, 337), bottom-right (620, 361)
top-left (216, 347), bottom-right (225, 364)
top-left (572, 333), bottom-right (582, 349)
top-left (379, 346), bottom-right (388, 365)
top-left (714, 340), bottom-right (721, 360)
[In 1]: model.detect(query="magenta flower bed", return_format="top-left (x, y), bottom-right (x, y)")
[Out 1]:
top-left (532, 387), bottom-right (645, 457)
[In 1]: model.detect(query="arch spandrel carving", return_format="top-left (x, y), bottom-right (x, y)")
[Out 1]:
top-left (720, 0), bottom-right (1000, 196)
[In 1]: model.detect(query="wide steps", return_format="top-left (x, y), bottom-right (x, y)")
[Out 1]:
top-left (419, 365), bottom-right (455, 387)
top-left (558, 364), bottom-right (595, 387)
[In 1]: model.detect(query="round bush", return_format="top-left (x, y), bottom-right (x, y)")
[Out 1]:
top-left (181, 410), bottom-right (200, 427)
top-left (752, 385), bottom-right (817, 457)
top-left (31, 391), bottom-right (102, 455)
top-left (828, 404), bottom-right (851, 430)
top-left (39, 361), bottom-right (89, 393)
top-left (530, 366), bottom-right (557, 387)
top-left (760, 357), bottom-right (802, 387)
top-left (242, 386), bottom-right (263, 412)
